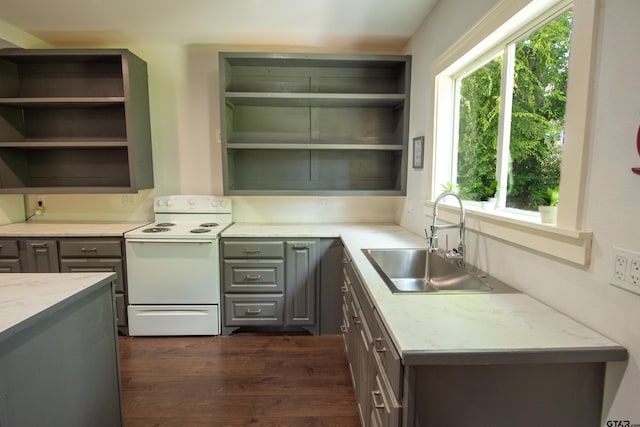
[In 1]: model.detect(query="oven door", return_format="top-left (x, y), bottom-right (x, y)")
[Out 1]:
top-left (125, 238), bottom-right (220, 304)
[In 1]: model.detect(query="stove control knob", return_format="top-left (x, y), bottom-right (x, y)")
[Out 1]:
top-left (219, 199), bottom-right (227, 207)
top-left (156, 199), bottom-right (164, 207)
top-left (189, 198), bottom-right (196, 206)
top-left (211, 199), bottom-right (218, 207)
top-left (166, 199), bottom-right (173, 207)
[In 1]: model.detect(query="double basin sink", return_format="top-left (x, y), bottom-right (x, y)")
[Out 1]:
top-left (362, 248), bottom-right (516, 294)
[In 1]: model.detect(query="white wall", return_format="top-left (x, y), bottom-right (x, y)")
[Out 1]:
top-left (402, 0), bottom-right (640, 422)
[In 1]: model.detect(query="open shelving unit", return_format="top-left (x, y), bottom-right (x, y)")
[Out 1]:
top-left (0, 49), bottom-right (153, 194)
top-left (219, 52), bottom-right (411, 195)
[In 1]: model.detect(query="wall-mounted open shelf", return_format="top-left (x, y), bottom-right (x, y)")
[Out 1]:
top-left (219, 52), bottom-right (411, 196)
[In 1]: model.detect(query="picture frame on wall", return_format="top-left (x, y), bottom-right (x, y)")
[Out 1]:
top-left (413, 136), bottom-right (424, 169)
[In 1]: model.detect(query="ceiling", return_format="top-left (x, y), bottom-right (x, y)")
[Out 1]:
top-left (0, 0), bottom-right (440, 50)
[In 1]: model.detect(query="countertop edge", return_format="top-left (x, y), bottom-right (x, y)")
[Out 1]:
top-left (402, 346), bottom-right (629, 366)
top-left (0, 273), bottom-right (117, 343)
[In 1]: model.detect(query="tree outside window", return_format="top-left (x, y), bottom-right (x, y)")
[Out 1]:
top-left (453, 10), bottom-right (572, 211)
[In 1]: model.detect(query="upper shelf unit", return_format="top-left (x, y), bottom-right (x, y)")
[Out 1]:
top-left (0, 48), bottom-right (154, 194)
top-left (219, 52), bottom-right (411, 195)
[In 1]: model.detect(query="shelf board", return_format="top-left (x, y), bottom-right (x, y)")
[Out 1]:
top-left (225, 92), bottom-right (405, 108)
top-left (226, 143), bottom-right (403, 150)
top-left (0, 139), bottom-right (129, 148)
top-left (0, 97), bottom-right (125, 107)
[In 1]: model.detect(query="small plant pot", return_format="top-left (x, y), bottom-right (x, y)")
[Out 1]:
top-left (539, 205), bottom-right (557, 224)
top-left (481, 197), bottom-right (496, 210)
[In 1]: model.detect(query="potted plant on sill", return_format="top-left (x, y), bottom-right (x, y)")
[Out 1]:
top-left (532, 185), bottom-right (559, 224)
top-left (478, 180), bottom-right (498, 209)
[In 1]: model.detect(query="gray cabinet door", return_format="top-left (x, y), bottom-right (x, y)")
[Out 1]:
top-left (285, 240), bottom-right (318, 327)
top-left (23, 239), bottom-right (59, 272)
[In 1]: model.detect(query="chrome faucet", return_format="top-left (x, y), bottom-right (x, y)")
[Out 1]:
top-left (426, 191), bottom-right (465, 266)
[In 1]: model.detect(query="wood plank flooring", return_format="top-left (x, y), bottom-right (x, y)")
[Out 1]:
top-left (118, 334), bottom-right (360, 426)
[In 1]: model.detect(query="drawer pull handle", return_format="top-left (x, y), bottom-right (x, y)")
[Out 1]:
top-left (340, 285), bottom-right (348, 293)
top-left (375, 338), bottom-right (387, 353)
top-left (244, 249), bottom-right (261, 254)
top-left (30, 242), bottom-right (48, 248)
top-left (292, 244), bottom-right (308, 250)
top-left (244, 274), bottom-right (262, 281)
top-left (245, 308), bottom-right (262, 315)
top-left (340, 325), bottom-right (348, 333)
top-left (81, 247), bottom-right (98, 252)
top-left (372, 390), bottom-right (385, 409)
top-left (342, 258), bottom-right (349, 264)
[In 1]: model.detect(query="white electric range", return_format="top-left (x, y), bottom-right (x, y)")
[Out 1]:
top-left (124, 195), bottom-right (232, 336)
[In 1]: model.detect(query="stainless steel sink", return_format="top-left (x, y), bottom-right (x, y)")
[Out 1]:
top-left (362, 248), bottom-right (516, 294)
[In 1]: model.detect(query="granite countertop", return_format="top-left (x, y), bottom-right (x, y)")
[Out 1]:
top-left (0, 272), bottom-right (116, 341)
top-left (223, 223), bottom-right (627, 365)
top-left (0, 222), bottom-right (149, 237)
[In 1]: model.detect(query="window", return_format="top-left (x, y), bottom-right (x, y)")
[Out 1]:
top-left (453, 9), bottom-right (572, 212)
top-left (428, 0), bottom-right (597, 265)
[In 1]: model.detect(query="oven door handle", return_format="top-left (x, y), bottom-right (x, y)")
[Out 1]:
top-left (126, 239), bottom-right (214, 245)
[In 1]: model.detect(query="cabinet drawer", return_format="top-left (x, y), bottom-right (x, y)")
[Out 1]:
top-left (224, 294), bottom-right (284, 326)
top-left (0, 240), bottom-right (19, 258)
top-left (223, 259), bottom-right (284, 292)
top-left (0, 258), bottom-right (21, 273)
top-left (371, 310), bottom-right (403, 400)
top-left (60, 258), bottom-right (124, 293)
top-left (370, 352), bottom-right (402, 427)
top-left (222, 241), bottom-right (284, 258)
top-left (59, 239), bottom-right (122, 258)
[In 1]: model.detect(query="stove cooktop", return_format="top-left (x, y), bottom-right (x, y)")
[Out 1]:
top-left (125, 221), bottom-right (231, 240)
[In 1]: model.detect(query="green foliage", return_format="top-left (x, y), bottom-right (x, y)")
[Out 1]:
top-left (440, 181), bottom-right (458, 193)
top-left (455, 10), bottom-right (571, 209)
top-left (532, 185), bottom-right (559, 206)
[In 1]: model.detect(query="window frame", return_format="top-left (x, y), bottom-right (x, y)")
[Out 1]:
top-left (426, 0), bottom-right (597, 266)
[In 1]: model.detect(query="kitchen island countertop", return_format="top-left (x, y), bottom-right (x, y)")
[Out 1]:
top-left (222, 223), bottom-right (627, 365)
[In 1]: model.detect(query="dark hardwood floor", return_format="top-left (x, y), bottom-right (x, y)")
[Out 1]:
top-left (118, 334), bottom-right (360, 426)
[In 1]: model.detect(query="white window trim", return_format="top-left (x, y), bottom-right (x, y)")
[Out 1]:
top-left (426, 0), bottom-right (597, 266)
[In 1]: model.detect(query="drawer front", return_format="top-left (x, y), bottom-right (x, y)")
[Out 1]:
top-left (59, 239), bottom-right (123, 258)
top-left (60, 258), bottom-right (124, 293)
top-left (224, 294), bottom-right (284, 326)
top-left (0, 240), bottom-right (19, 258)
top-left (0, 258), bottom-right (21, 273)
top-left (222, 240), bottom-right (284, 258)
top-left (371, 310), bottom-right (403, 400)
top-left (223, 259), bottom-right (284, 293)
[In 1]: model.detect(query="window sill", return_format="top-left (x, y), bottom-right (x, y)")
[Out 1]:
top-left (423, 200), bottom-right (592, 266)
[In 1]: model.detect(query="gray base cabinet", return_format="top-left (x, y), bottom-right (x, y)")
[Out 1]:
top-left (342, 248), bottom-right (401, 426)
top-left (219, 52), bottom-right (411, 195)
top-left (343, 248), bottom-right (612, 427)
top-left (1, 236), bottom-right (129, 333)
top-left (221, 237), bottom-right (345, 335)
top-left (221, 238), bottom-right (319, 334)
top-left (0, 239), bottom-right (21, 272)
top-left (0, 48), bottom-right (153, 194)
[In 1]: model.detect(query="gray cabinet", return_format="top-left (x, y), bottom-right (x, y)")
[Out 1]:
top-left (342, 248), bottom-right (401, 427)
top-left (59, 238), bottom-right (128, 329)
top-left (0, 48), bottom-right (153, 194)
top-left (23, 239), bottom-right (59, 272)
top-left (221, 238), bottom-right (320, 334)
top-left (285, 240), bottom-right (318, 330)
top-left (0, 239), bottom-right (21, 272)
top-left (219, 52), bottom-right (411, 195)
top-left (1, 236), bottom-right (129, 333)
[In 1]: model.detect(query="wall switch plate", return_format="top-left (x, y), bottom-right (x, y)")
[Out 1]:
top-left (610, 247), bottom-right (640, 295)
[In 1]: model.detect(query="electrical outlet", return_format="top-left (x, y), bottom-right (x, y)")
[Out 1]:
top-left (318, 197), bottom-right (329, 208)
top-left (122, 194), bottom-right (136, 206)
top-left (629, 259), bottom-right (640, 286)
top-left (611, 247), bottom-right (640, 295)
